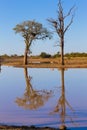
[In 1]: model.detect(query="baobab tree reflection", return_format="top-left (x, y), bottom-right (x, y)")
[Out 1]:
top-left (15, 68), bottom-right (52, 110)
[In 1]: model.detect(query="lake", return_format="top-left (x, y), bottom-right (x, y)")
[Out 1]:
top-left (0, 66), bottom-right (87, 129)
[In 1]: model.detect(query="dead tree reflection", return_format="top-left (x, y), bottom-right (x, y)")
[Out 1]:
top-left (15, 68), bottom-right (52, 110)
top-left (51, 68), bottom-right (74, 129)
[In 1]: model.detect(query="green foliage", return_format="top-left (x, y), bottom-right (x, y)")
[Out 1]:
top-left (65, 52), bottom-right (87, 57)
top-left (53, 52), bottom-right (60, 58)
top-left (1, 54), bottom-right (9, 58)
top-left (40, 52), bottom-right (51, 58)
top-left (39, 52), bottom-right (87, 58)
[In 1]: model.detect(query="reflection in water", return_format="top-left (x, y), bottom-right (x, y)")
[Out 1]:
top-left (15, 68), bottom-right (52, 110)
top-left (0, 66), bottom-right (1, 72)
top-left (0, 62), bottom-right (1, 72)
top-left (0, 66), bottom-right (86, 128)
top-left (15, 67), bottom-right (76, 128)
top-left (51, 68), bottom-right (75, 128)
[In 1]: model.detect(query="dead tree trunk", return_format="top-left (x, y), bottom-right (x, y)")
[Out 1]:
top-left (48, 0), bottom-right (75, 65)
top-left (61, 36), bottom-right (64, 65)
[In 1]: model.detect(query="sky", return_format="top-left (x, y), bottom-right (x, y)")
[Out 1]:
top-left (0, 0), bottom-right (87, 56)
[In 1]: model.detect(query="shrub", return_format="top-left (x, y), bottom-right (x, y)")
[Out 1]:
top-left (40, 52), bottom-right (51, 58)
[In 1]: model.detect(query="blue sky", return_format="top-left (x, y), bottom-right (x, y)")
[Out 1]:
top-left (0, 0), bottom-right (87, 55)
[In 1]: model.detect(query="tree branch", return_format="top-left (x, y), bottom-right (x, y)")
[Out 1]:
top-left (64, 5), bottom-right (75, 19)
top-left (64, 14), bottom-right (74, 34)
top-left (47, 18), bottom-right (60, 29)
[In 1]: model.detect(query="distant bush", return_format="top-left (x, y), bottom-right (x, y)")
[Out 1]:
top-left (65, 52), bottom-right (87, 57)
top-left (11, 54), bottom-right (18, 57)
top-left (53, 53), bottom-right (60, 58)
top-left (1, 54), bottom-right (9, 57)
top-left (40, 52), bottom-right (51, 58)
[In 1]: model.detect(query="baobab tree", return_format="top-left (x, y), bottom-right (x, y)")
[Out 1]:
top-left (13, 20), bottom-right (51, 64)
top-left (48, 0), bottom-right (75, 65)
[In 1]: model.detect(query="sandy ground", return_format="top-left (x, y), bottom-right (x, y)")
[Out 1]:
top-left (1, 57), bottom-right (87, 68)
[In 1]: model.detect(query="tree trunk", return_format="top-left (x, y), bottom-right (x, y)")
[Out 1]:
top-left (60, 35), bottom-right (64, 65)
top-left (24, 46), bottom-right (27, 65)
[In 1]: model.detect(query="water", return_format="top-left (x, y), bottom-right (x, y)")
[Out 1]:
top-left (0, 66), bottom-right (87, 129)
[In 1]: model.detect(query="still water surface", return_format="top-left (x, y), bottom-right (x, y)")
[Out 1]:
top-left (0, 66), bottom-right (87, 129)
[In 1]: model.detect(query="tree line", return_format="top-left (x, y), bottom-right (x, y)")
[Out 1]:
top-left (37, 52), bottom-right (87, 58)
top-left (1, 52), bottom-right (87, 58)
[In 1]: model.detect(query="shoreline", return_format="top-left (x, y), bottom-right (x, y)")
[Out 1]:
top-left (1, 63), bottom-right (87, 69)
top-left (1, 57), bottom-right (87, 69)
top-left (0, 125), bottom-right (87, 130)
top-left (0, 125), bottom-right (58, 130)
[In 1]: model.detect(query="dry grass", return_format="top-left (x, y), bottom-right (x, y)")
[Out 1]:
top-left (1, 57), bottom-right (87, 68)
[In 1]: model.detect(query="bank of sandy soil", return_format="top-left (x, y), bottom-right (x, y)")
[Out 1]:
top-left (0, 125), bottom-right (59, 130)
top-left (1, 57), bottom-right (87, 68)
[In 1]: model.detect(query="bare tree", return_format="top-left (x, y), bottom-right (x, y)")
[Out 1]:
top-left (48, 0), bottom-right (75, 65)
top-left (13, 20), bottom-right (51, 64)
